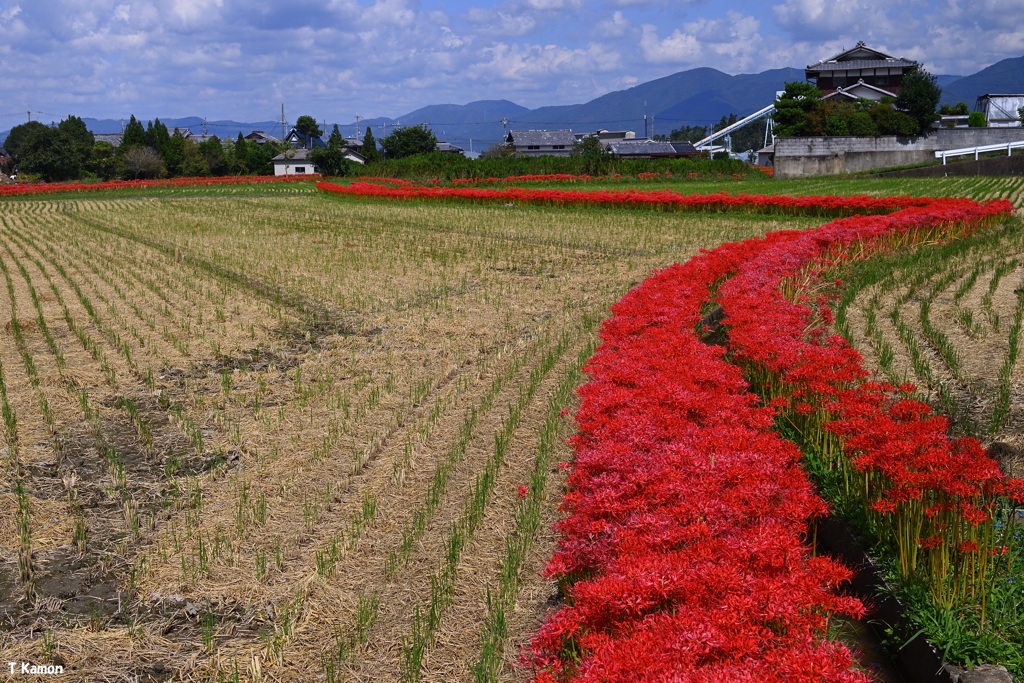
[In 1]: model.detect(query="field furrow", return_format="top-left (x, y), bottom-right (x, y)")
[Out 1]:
top-left (0, 191), bottom-right (813, 680)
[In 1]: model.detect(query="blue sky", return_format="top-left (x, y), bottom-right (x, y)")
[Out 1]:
top-left (1, 0), bottom-right (1021, 128)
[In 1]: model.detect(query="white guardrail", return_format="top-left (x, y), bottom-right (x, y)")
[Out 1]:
top-left (935, 140), bottom-right (1024, 165)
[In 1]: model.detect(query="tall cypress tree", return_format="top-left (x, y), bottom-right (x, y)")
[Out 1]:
top-left (121, 115), bottom-right (147, 149)
top-left (361, 126), bottom-right (379, 163)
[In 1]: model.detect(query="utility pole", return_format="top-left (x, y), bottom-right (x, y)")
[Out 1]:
top-left (355, 114), bottom-right (361, 138)
top-left (500, 117), bottom-right (509, 139)
top-left (280, 103), bottom-right (286, 142)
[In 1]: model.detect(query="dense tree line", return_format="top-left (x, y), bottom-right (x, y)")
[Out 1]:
top-left (357, 149), bottom-right (752, 180)
top-left (4, 113), bottom-right (758, 183)
top-left (4, 114), bottom-right (286, 182)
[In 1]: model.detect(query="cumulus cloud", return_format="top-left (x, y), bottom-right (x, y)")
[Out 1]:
top-left (773, 0), bottom-right (903, 39)
top-left (596, 10), bottom-right (630, 39)
top-left (464, 7), bottom-right (537, 37)
top-left (522, 0), bottom-right (584, 10)
top-left (639, 24), bottom-right (700, 63)
top-left (469, 42), bottom-right (620, 83)
top-left (638, 12), bottom-right (764, 71)
top-left (0, 0), bottom-right (1020, 126)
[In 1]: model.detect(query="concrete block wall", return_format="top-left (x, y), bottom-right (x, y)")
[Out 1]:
top-left (774, 129), bottom-right (1024, 178)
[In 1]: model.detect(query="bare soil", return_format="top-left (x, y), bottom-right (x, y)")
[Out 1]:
top-left (0, 196), bottom-right (806, 681)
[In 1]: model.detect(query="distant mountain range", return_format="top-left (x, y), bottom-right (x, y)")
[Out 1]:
top-left (5, 56), bottom-right (1022, 152)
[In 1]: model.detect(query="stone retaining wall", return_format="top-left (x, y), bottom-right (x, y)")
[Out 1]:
top-left (774, 128), bottom-right (1024, 178)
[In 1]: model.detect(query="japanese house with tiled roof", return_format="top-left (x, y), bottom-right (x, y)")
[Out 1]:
top-left (506, 130), bottom-right (577, 157)
top-left (805, 41), bottom-right (919, 101)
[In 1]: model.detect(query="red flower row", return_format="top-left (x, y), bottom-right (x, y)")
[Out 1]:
top-left (527, 232), bottom-right (869, 681)
top-left (450, 173), bottom-right (599, 184)
top-left (715, 196), bottom-right (1021, 603)
top-left (318, 179), bottom-right (942, 216)
top-left (529, 191), bottom-right (1018, 680)
top-left (0, 174), bottom-right (310, 197)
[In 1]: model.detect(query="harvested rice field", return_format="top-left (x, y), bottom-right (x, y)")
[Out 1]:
top-left (0, 188), bottom-right (817, 681)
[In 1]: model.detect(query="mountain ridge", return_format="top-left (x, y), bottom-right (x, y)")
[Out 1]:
top-left (4, 58), bottom-right (1020, 153)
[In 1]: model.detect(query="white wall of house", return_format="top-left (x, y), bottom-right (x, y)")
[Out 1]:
top-left (273, 161), bottom-right (318, 176)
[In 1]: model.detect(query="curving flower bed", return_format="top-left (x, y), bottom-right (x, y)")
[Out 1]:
top-left (0, 174), bottom-right (311, 197)
top-left (525, 246), bottom-right (870, 682)
top-left (716, 197), bottom-right (1024, 611)
top-left (514, 189), bottom-right (1020, 680)
top-left (318, 178), bottom-right (943, 217)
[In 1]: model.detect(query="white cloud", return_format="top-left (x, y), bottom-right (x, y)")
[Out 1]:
top-left (640, 24), bottom-right (700, 63)
top-left (364, 0), bottom-right (416, 27)
top-left (464, 7), bottom-right (536, 36)
top-left (772, 0), bottom-right (900, 38)
top-left (522, 0), bottom-right (584, 9)
top-left (468, 42), bottom-right (619, 84)
top-left (596, 10), bottom-right (630, 39)
top-left (0, 3), bottom-right (21, 22)
top-left (0, 0), bottom-right (1020, 128)
top-left (162, 0), bottom-right (224, 26)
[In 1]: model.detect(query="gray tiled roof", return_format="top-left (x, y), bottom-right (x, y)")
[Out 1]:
top-left (670, 141), bottom-right (698, 155)
top-left (508, 130), bottom-right (577, 146)
top-left (272, 148), bottom-right (312, 162)
top-left (806, 58), bottom-right (917, 72)
top-left (606, 140), bottom-right (676, 155)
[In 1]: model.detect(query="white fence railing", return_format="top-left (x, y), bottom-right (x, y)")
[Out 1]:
top-left (935, 140), bottom-right (1024, 165)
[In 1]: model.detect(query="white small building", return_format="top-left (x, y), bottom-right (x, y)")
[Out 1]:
top-left (272, 148), bottom-right (318, 176)
top-left (975, 94), bottom-right (1024, 127)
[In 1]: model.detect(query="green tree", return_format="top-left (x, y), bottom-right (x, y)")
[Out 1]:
top-left (162, 129), bottom-right (188, 176)
top-left (241, 140), bottom-right (280, 175)
top-left (940, 102), bottom-right (969, 116)
top-left (122, 145), bottom-right (166, 179)
top-left (198, 136), bottom-right (227, 175)
top-left (773, 81), bottom-right (823, 137)
top-left (147, 118), bottom-right (172, 159)
top-left (3, 120), bottom-right (51, 169)
top-left (294, 115), bottom-right (323, 141)
top-left (89, 141), bottom-right (118, 179)
top-left (968, 111), bottom-right (987, 128)
top-left (870, 103), bottom-right (919, 135)
top-left (231, 133), bottom-right (250, 174)
top-left (310, 124), bottom-right (353, 176)
top-left (571, 134), bottom-right (605, 158)
top-left (361, 126), bottom-right (380, 163)
top-left (663, 124), bottom-right (708, 143)
top-left (57, 115), bottom-right (95, 162)
top-left (895, 68), bottom-right (941, 133)
top-left (121, 115), bottom-right (147, 149)
top-left (381, 124), bottom-right (438, 159)
top-left (480, 142), bottom-right (517, 158)
top-left (571, 134), bottom-right (613, 174)
top-left (13, 115), bottom-right (95, 181)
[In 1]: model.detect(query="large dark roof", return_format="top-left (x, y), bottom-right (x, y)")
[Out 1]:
top-left (807, 58), bottom-right (918, 73)
top-left (606, 139), bottom-right (675, 155)
top-left (272, 148), bottom-right (313, 162)
top-left (286, 128), bottom-right (326, 149)
top-left (806, 41), bottom-right (917, 73)
top-left (507, 129), bottom-right (576, 146)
